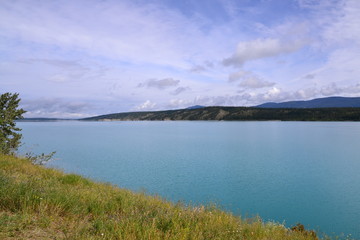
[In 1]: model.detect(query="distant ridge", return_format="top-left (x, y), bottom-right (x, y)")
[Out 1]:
top-left (256, 96), bottom-right (360, 108)
top-left (82, 106), bottom-right (360, 122)
top-left (186, 105), bottom-right (205, 110)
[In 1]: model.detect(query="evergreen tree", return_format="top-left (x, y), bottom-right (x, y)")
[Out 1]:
top-left (0, 93), bottom-right (26, 155)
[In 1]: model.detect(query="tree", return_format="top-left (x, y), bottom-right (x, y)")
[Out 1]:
top-left (0, 93), bottom-right (26, 155)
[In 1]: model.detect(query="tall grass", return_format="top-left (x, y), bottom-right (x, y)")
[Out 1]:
top-left (0, 154), bottom-right (326, 239)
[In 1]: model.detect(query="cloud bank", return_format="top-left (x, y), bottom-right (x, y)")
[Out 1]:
top-left (1, 0), bottom-right (359, 117)
top-left (223, 38), bottom-right (306, 67)
top-left (138, 78), bottom-right (180, 89)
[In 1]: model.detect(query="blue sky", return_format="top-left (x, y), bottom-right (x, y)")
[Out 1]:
top-left (1, 0), bottom-right (359, 118)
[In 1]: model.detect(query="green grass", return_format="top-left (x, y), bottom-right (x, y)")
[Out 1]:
top-left (0, 154), bottom-right (326, 240)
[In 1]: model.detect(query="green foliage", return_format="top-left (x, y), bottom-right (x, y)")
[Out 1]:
top-left (0, 154), bottom-right (331, 240)
top-left (0, 93), bottom-right (26, 155)
top-left (24, 151), bottom-right (56, 165)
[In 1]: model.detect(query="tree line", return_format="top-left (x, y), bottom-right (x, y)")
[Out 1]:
top-left (0, 92), bottom-right (25, 155)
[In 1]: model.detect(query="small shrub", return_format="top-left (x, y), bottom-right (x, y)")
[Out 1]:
top-left (291, 223), bottom-right (318, 239)
top-left (25, 151), bottom-right (56, 165)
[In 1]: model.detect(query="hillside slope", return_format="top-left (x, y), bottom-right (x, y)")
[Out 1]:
top-left (82, 107), bottom-right (360, 121)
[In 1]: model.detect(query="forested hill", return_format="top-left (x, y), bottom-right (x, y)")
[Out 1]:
top-left (82, 107), bottom-right (360, 121)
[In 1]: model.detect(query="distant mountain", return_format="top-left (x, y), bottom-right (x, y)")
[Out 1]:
top-left (256, 96), bottom-right (360, 108)
top-left (186, 105), bottom-right (205, 110)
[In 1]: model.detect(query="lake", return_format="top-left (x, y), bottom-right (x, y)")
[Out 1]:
top-left (18, 121), bottom-right (360, 238)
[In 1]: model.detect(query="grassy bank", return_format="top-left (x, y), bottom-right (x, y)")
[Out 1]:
top-left (0, 154), bottom-right (322, 240)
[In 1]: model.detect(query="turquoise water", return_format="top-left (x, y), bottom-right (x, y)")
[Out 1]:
top-left (18, 121), bottom-right (360, 238)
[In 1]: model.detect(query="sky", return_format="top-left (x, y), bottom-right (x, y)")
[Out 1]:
top-left (1, 0), bottom-right (360, 118)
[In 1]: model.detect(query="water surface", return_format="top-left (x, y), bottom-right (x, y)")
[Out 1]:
top-left (19, 121), bottom-right (360, 238)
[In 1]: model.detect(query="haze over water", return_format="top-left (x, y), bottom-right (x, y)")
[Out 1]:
top-left (19, 121), bottom-right (360, 238)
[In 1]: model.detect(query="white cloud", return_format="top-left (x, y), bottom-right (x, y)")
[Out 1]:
top-left (18, 58), bottom-right (107, 83)
top-left (297, 0), bottom-right (339, 10)
top-left (21, 98), bottom-right (93, 118)
top-left (49, 74), bottom-right (68, 83)
top-left (167, 99), bottom-right (190, 109)
top-left (321, 82), bottom-right (360, 96)
top-left (135, 100), bottom-right (157, 111)
top-left (239, 78), bottom-right (275, 89)
top-left (1, 0), bottom-right (360, 118)
top-left (167, 94), bottom-right (254, 108)
top-left (189, 61), bottom-right (215, 73)
top-left (320, 82), bottom-right (342, 96)
top-left (228, 70), bottom-right (249, 82)
top-left (138, 78), bottom-right (180, 89)
top-left (303, 74), bottom-right (315, 79)
top-left (287, 0), bottom-right (360, 95)
top-left (190, 65), bottom-right (207, 73)
top-left (165, 80), bottom-right (360, 110)
top-left (0, 1), bottom-right (184, 67)
top-left (322, 0), bottom-right (360, 45)
top-left (293, 88), bottom-right (318, 99)
top-left (229, 70), bottom-right (275, 89)
top-left (0, 0), bottom-right (232, 70)
top-left (171, 86), bottom-right (190, 95)
top-left (223, 38), bottom-right (306, 67)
